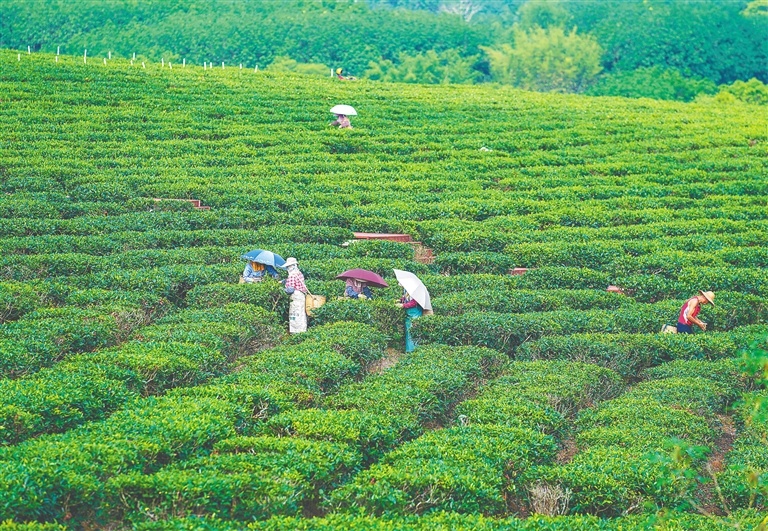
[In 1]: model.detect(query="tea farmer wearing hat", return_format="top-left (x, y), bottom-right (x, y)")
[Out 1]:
top-left (282, 257), bottom-right (308, 334)
top-left (677, 291), bottom-right (715, 333)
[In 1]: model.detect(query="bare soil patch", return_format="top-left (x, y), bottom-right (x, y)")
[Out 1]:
top-left (368, 347), bottom-right (402, 374)
top-left (697, 414), bottom-right (737, 516)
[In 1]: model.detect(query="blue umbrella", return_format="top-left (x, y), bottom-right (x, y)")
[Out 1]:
top-left (240, 249), bottom-right (286, 268)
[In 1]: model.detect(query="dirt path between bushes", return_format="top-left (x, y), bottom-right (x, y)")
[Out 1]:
top-left (368, 347), bottom-right (403, 374)
top-left (696, 414), bottom-right (737, 516)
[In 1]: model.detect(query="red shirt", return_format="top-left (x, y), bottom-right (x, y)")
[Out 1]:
top-left (678, 298), bottom-right (700, 325)
top-left (401, 298), bottom-right (419, 309)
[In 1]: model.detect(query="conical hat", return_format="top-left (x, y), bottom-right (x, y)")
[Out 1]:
top-left (699, 290), bottom-right (715, 306)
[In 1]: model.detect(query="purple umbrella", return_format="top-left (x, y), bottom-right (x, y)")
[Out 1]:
top-left (336, 269), bottom-right (389, 289)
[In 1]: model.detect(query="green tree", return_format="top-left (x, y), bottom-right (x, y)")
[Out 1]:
top-left (364, 49), bottom-right (482, 84)
top-left (516, 0), bottom-right (571, 30)
top-left (0, 0), bottom-right (492, 75)
top-left (482, 26), bottom-right (602, 93)
top-left (267, 56), bottom-right (331, 76)
top-left (562, 0), bottom-right (768, 84)
top-left (587, 67), bottom-right (717, 102)
top-left (715, 78), bottom-right (768, 106)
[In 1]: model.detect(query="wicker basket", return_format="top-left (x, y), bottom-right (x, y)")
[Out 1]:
top-left (306, 294), bottom-right (326, 316)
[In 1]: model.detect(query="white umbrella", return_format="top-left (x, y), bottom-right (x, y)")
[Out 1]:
top-left (330, 104), bottom-right (357, 116)
top-left (394, 269), bottom-right (432, 311)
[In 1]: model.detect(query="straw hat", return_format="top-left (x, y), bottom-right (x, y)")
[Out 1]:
top-left (283, 257), bottom-right (298, 268)
top-left (699, 290), bottom-right (715, 306)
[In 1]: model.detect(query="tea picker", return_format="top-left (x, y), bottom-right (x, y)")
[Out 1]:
top-left (676, 290), bottom-right (716, 333)
top-left (281, 257), bottom-right (309, 334)
top-left (330, 104), bottom-right (356, 129)
top-left (394, 269), bottom-right (432, 353)
top-left (239, 249), bottom-right (283, 283)
top-left (337, 269), bottom-right (389, 300)
top-left (335, 68), bottom-right (357, 81)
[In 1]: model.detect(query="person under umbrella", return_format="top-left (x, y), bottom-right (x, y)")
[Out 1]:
top-left (242, 261), bottom-right (280, 283)
top-left (336, 268), bottom-right (388, 300)
top-left (344, 278), bottom-right (373, 300)
top-left (282, 257), bottom-right (308, 334)
top-left (394, 269), bottom-right (432, 353)
top-left (240, 249), bottom-right (284, 283)
top-left (330, 104), bottom-right (356, 129)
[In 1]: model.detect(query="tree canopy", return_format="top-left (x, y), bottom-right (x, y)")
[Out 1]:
top-left (1, 0), bottom-right (765, 100)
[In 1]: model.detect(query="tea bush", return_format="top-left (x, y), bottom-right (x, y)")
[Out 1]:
top-left (0, 281), bottom-right (45, 322)
top-left (330, 426), bottom-right (557, 516)
top-left (131, 511), bottom-right (768, 530)
top-left (106, 436), bottom-right (360, 523)
top-left (0, 305), bottom-right (144, 378)
top-left (330, 361), bottom-right (621, 516)
top-left (518, 325), bottom-right (768, 378)
top-left (433, 288), bottom-right (638, 316)
top-left (310, 298), bottom-right (404, 344)
top-left (285, 321), bottom-right (387, 372)
top-left (534, 372), bottom-right (738, 515)
top-left (0, 332), bottom-right (375, 524)
top-left (0, 50), bottom-right (766, 527)
top-left (414, 302), bottom-right (684, 355)
top-left (718, 391), bottom-right (768, 511)
top-left (327, 346), bottom-right (506, 428)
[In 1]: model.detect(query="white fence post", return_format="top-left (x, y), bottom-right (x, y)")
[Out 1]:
top-left (84, 49), bottom-right (87, 64)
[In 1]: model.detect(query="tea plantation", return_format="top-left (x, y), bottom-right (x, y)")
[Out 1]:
top-left (0, 50), bottom-right (766, 530)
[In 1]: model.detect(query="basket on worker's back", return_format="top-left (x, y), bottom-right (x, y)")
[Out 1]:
top-left (306, 294), bottom-right (326, 316)
top-left (660, 324), bottom-right (677, 334)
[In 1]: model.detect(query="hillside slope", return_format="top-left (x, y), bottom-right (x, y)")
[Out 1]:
top-left (0, 51), bottom-right (766, 529)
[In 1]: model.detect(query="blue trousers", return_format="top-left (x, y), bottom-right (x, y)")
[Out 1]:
top-left (404, 306), bottom-right (423, 353)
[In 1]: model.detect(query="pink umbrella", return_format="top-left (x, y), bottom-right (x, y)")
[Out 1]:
top-left (336, 269), bottom-right (389, 288)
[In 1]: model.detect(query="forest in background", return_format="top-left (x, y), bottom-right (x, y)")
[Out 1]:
top-left (1, 0), bottom-right (767, 102)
